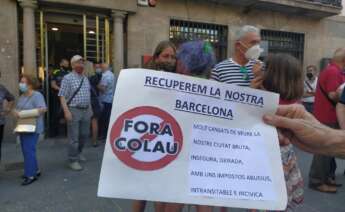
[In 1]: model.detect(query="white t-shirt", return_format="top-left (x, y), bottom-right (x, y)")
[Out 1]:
top-left (303, 77), bottom-right (318, 103)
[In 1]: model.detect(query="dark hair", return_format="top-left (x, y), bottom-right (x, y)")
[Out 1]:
top-left (263, 53), bottom-right (304, 101)
top-left (145, 40), bottom-right (176, 69)
top-left (60, 58), bottom-right (69, 63)
top-left (21, 74), bottom-right (39, 90)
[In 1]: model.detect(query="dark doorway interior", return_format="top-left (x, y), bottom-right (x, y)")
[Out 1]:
top-left (47, 23), bottom-right (83, 67)
top-left (46, 23), bottom-right (83, 137)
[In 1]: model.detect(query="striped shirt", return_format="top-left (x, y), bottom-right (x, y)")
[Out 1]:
top-left (211, 58), bottom-right (256, 87)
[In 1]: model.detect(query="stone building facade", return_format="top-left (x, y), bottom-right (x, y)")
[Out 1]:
top-left (0, 0), bottom-right (344, 137)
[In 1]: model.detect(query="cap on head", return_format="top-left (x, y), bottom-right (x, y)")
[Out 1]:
top-left (70, 55), bottom-right (83, 65)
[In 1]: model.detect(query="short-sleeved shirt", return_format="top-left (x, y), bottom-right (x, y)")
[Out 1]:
top-left (58, 71), bottom-right (91, 108)
top-left (99, 70), bottom-right (115, 104)
top-left (302, 77), bottom-right (318, 103)
top-left (16, 91), bottom-right (47, 134)
top-left (314, 63), bottom-right (345, 124)
top-left (51, 68), bottom-right (69, 87)
top-left (211, 58), bottom-right (256, 86)
top-left (0, 84), bottom-right (15, 125)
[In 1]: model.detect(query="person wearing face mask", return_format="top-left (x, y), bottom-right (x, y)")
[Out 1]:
top-left (302, 65), bottom-right (318, 113)
top-left (211, 25), bottom-right (264, 88)
top-left (132, 41), bottom-right (177, 212)
top-left (308, 48), bottom-right (345, 193)
top-left (14, 75), bottom-right (47, 185)
top-left (51, 59), bottom-right (70, 92)
top-left (58, 55), bottom-right (92, 171)
top-left (163, 40), bottom-right (216, 212)
top-left (97, 63), bottom-right (116, 141)
top-left (145, 40), bottom-right (177, 73)
top-left (88, 61), bottom-right (103, 147)
top-left (50, 59), bottom-right (70, 137)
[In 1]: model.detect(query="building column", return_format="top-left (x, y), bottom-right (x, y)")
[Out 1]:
top-left (19, 0), bottom-right (37, 76)
top-left (111, 10), bottom-right (127, 74)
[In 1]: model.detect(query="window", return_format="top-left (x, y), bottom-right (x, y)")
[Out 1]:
top-left (169, 19), bottom-right (228, 62)
top-left (261, 30), bottom-right (305, 62)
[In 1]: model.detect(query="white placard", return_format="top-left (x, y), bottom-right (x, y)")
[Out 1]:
top-left (98, 69), bottom-right (287, 210)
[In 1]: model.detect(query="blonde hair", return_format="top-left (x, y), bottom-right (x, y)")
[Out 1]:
top-left (84, 60), bottom-right (95, 78)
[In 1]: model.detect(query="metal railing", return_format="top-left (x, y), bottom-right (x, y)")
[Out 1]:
top-left (307, 0), bottom-right (342, 7)
top-left (261, 30), bottom-right (305, 62)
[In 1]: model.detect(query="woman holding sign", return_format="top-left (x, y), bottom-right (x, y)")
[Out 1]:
top-left (132, 40), bottom-right (177, 212)
top-left (163, 41), bottom-right (216, 212)
top-left (14, 75), bottom-right (47, 186)
top-left (145, 40), bottom-right (177, 73)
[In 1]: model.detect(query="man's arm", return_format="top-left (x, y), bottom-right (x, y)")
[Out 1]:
top-left (337, 89), bottom-right (345, 129)
top-left (4, 100), bottom-right (14, 115)
top-left (337, 104), bottom-right (345, 130)
top-left (59, 96), bottom-right (72, 121)
top-left (3, 86), bottom-right (15, 114)
top-left (263, 104), bottom-right (345, 158)
top-left (303, 91), bottom-right (315, 98)
top-left (97, 84), bottom-right (106, 92)
top-left (98, 75), bottom-right (108, 93)
top-left (325, 129), bottom-right (345, 159)
top-left (324, 71), bottom-right (342, 102)
top-left (328, 91), bottom-right (340, 102)
top-left (58, 77), bottom-right (72, 121)
top-left (51, 80), bottom-right (60, 91)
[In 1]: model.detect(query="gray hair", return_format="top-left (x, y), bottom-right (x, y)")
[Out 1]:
top-left (333, 48), bottom-right (345, 62)
top-left (235, 25), bottom-right (260, 41)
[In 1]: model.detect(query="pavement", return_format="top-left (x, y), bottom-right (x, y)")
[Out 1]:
top-left (1, 137), bottom-right (345, 212)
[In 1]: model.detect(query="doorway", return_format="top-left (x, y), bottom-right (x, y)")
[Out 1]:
top-left (47, 23), bottom-right (83, 67)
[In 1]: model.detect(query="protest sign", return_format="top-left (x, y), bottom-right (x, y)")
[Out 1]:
top-left (98, 69), bottom-right (287, 210)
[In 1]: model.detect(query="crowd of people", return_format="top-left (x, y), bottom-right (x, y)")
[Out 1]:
top-left (132, 25), bottom-right (345, 212)
top-left (0, 55), bottom-right (117, 184)
top-left (0, 24), bottom-right (345, 211)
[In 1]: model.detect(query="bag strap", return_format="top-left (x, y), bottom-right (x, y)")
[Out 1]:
top-left (18, 95), bottom-right (33, 111)
top-left (319, 84), bottom-right (337, 107)
top-left (67, 77), bottom-right (85, 106)
top-left (305, 81), bottom-right (314, 92)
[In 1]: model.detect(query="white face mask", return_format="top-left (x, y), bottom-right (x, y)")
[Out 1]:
top-left (244, 44), bottom-right (263, 60)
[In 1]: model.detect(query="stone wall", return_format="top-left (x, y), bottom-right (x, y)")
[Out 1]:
top-left (0, 0), bottom-right (19, 141)
top-left (41, 0), bottom-right (137, 12)
top-left (127, 0), bottom-right (345, 71)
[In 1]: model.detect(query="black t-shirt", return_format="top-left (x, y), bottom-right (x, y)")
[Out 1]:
top-left (51, 68), bottom-right (69, 87)
top-left (89, 73), bottom-right (102, 88)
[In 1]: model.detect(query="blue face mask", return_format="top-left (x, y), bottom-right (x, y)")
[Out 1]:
top-left (19, 83), bottom-right (28, 93)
